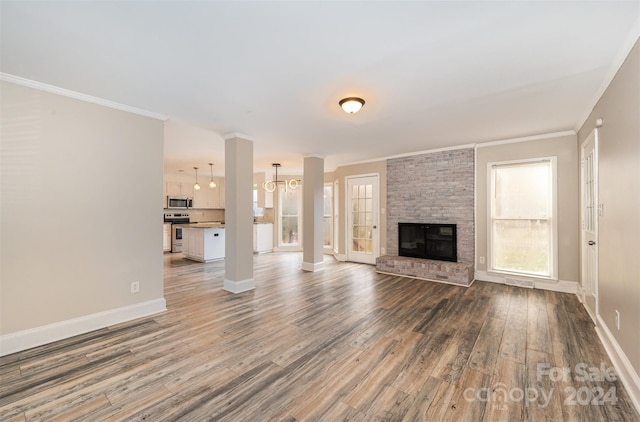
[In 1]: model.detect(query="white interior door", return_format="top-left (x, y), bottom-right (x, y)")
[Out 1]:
top-left (346, 175), bottom-right (379, 264)
top-left (581, 129), bottom-right (598, 322)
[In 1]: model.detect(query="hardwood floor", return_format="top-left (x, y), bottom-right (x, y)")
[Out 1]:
top-left (1, 252), bottom-right (638, 421)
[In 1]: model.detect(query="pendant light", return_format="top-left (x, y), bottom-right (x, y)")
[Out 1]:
top-left (208, 163), bottom-right (216, 188)
top-left (193, 167), bottom-right (201, 191)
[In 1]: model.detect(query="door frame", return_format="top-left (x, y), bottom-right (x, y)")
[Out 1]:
top-left (345, 173), bottom-right (380, 264)
top-left (580, 128), bottom-right (599, 322)
top-left (333, 179), bottom-right (339, 255)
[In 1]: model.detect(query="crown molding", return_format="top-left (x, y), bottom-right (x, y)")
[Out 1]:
top-left (336, 143), bottom-right (475, 169)
top-left (475, 130), bottom-right (576, 148)
top-left (0, 73), bottom-right (169, 121)
top-left (222, 132), bottom-right (256, 142)
top-left (574, 24), bottom-right (640, 132)
top-left (385, 143), bottom-right (477, 160)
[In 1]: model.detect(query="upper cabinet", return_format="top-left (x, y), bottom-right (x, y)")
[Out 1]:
top-left (253, 172), bottom-right (273, 208)
top-left (192, 177), bottom-right (224, 209)
top-left (166, 181), bottom-right (193, 197)
top-left (164, 180), bottom-right (193, 208)
top-left (165, 175), bottom-right (225, 209)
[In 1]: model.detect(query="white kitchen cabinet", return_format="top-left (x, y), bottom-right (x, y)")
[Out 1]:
top-left (189, 177), bottom-right (224, 209)
top-left (165, 176), bottom-right (224, 209)
top-left (253, 173), bottom-right (273, 208)
top-left (214, 178), bottom-right (225, 208)
top-left (253, 223), bottom-right (273, 253)
top-left (183, 228), bottom-right (203, 260)
top-left (163, 223), bottom-right (171, 252)
top-left (166, 181), bottom-right (193, 197)
top-left (183, 226), bottom-right (225, 262)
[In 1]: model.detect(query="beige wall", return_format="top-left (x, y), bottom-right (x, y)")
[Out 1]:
top-left (577, 39), bottom-right (640, 375)
top-left (475, 134), bottom-right (580, 282)
top-left (333, 161), bottom-right (387, 256)
top-left (0, 81), bottom-right (165, 335)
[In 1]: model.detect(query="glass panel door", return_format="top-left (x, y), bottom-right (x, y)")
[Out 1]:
top-left (581, 130), bottom-right (598, 322)
top-left (346, 175), bottom-right (379, 264)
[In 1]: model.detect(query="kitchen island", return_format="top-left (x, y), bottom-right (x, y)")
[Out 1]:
top-left (253, 222), bottom-right (273, 253)
top-left (182, 223), bottom-right (225, 262)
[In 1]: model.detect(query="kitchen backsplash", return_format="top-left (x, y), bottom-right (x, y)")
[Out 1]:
top-left (186, 209), bottom-right (225, 223)
top-left (164, 208), bottom-right (275, 223)
top-left (255, 208), bottom-right (274, 223)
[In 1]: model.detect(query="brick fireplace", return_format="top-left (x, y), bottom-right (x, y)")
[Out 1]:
top-left (377, 148), bottom-right (475, 286)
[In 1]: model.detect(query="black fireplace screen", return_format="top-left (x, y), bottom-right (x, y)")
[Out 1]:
top-left (398, 223), bottom-right (457, 262)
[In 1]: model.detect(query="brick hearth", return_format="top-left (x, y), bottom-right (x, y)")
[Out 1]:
top-left (376, 255), bottom-right (474, 287)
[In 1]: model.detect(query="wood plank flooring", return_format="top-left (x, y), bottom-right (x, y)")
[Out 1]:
top-left (1, 252), bottom-right (638, 421)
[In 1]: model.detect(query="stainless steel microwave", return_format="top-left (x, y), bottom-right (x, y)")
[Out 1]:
top-left (167, 196), bottom-right (192, 209)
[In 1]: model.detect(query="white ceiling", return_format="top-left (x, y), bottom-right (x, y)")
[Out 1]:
top-left (2, 1), bottom-right (639, 176)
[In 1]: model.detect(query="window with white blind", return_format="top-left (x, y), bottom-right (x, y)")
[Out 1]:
top-left (489, 158), bottom-right (557, 278)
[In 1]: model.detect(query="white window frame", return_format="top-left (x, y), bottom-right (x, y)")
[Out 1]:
top-left (333, 179), bottom-right (339, 255)
top-left (487, 157), bottom-right (558, 280)
top-left (252, 185), bottom-right (264, 217)
top-left (275, 184), bottom-right (303, 251)
top-left (323, 182), bottom-right (333, 252)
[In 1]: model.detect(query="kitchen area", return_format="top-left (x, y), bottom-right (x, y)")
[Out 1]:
top-left (163, 171), bottom-right (275, 262)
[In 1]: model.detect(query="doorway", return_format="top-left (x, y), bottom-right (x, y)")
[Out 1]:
top-left (346, 174), bottom-right (380, 264)
top-left (581, 129), bottom-right (598, 322)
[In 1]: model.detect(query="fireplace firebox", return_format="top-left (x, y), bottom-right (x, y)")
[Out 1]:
top-left (398, 223), bottom-right (457, 262)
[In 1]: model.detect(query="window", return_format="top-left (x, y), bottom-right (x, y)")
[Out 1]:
top-left (489, 158), bottom-right (557, 278)
top-left (323, 183), bottom-right (333, 248)
top-left (252, 185), bottom-right (264, 217)
top-left (279, 185), bottom-right (301, 247)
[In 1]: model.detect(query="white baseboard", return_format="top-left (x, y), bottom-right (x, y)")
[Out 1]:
top-left (534, 278), bottom-right (577, 294)
top-left (0, 298), bottom-right (166, 357)
top-left (301, 261), bottom-right (325, 272)
top-left (576, 283), bottom-right (584, 302)
top-left (475, 271), bottom-right (577, 293)
top-left (223, 278), bottom-right (255, 294)
top-left (596, 315), bottom-right (640, 414)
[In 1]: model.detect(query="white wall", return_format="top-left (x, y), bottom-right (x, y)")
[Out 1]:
top-left (0, 81), bottom-right (165, 351)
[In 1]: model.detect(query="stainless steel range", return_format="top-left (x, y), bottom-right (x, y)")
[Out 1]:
top-left (163, 212), bottom-right (190, 253)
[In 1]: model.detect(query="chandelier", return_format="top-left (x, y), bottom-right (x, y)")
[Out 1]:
top-left (262, 163), bottom-right (299, 193)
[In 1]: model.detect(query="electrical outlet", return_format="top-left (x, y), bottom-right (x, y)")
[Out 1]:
top-left (131, 281), bottom-right (140, 294)
top-left (479, 256), bottom-right (485, 264)
top-left (615, 310), bottom-right (620, 330)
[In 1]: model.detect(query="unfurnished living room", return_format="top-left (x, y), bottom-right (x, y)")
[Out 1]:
top-left (1, 1), bottom-right (639, 421)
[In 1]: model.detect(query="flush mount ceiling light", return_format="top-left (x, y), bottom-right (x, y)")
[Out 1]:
top-left (208, 163), bottom-right (216, 188)
top-left (339, 97), bottom-right (365, 114)
top-left (193, 166), bottom-right (201, 191)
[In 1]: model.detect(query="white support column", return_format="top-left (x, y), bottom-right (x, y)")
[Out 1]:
top-left (302, 155), bottom-right (325, 272)
top-left (223, 134), bottom-right (255, 293)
